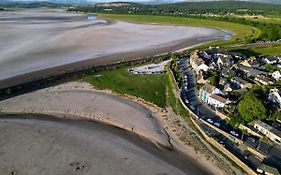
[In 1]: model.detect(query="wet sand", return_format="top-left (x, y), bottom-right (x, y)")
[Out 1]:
top-left (0, 82), bottom-right (170, 146)
top-left (0, 9), bottom-right (227, 88)
top-left (0, 114), bottom-right (212, 175)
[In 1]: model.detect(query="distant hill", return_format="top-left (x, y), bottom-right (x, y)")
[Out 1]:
top-left (243, 0), bottom-right (281, 4)
top-left (1, 0), bottom-right (281, 5)
top-left (1, 0), bottom-right (281, 7)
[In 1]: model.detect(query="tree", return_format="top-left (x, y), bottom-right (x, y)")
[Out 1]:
top-left (237, 91), bottom-right (266, 123)
top-left (5, 88), bottom-right (12, 95)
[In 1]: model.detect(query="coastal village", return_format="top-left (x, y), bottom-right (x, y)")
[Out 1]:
top-left (183, 47), bottom-right (281, 174)
top-left (128, 47), bottom-right (281, 174)
top-left (190, 47), bottom-right (280, 124)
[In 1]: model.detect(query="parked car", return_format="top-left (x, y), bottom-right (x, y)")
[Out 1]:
top-left (214, 122), bottom-right (221, 127)
top-left (189, 105), bottom-right (195, 111)
top-left (230, 131), bottom-right (239, 137)
top-left (219, 141), bottom-right (225, 147)
top-left (207, 118), bottom-right (214, 124)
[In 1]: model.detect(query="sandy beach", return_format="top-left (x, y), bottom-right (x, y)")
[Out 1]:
top-left (0, 82), bottom-right (170, 146)
top-left (0, 114), bottom-right (213, 175)
top-left (0, 9), bottom-right (227, 88)
top-left (0, 81), bottom-right (240, 175)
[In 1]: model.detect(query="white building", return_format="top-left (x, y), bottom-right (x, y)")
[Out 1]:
top-left (190, 51), bottom-right (209, 74)
top-left (268, 88), bottom-right (281, 108)
top-left (262, 57), bottom-right (279, 64)
top-left (272, 71), bottom-right (281, 81)
top-left (254, 121), bottom-right (281, 145)
top-left (255, 76), bottom-right (274, 86)
top-left (207, 94), bottom-right (228, 108)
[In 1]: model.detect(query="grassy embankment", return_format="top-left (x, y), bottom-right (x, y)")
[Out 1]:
top-left (83, 64), bottom-right (189, 117)
top-left (83, 67), bottom-right (167, 108)
top-left (98, 14), bottom-right (261, 48)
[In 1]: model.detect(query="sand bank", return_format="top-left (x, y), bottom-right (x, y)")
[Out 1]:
top-left (0, 82), bottom-right (170, 147)
top-left (0, 115), bottom-right (214, 175)
top-left (0, 9), bottom-right (227, 88)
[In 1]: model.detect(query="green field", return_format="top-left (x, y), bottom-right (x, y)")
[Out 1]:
top-left (83, 64), bottom-right (191, 117)
top-left (98, 14), bottom-right (261, 47)
top-left (251, 45), bottom-right (281, 56)
top-left (233, 45), bottom-right (281, 57)
top-left (83, 67), bottom-right (167, 108)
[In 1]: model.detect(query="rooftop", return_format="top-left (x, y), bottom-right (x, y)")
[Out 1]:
top-left (202, 83), bottom-right (215, 94)
top-left (247, 68), bottom-right (266, 77)
top-left (255, 120), bottom-right (273, 131)
top-left (191, 52), bottom-right (204, 65)
top-left (255, 121), bottom-right (281, 137)
top-left (232, 77), bottom-right (251, 85)
top-left (267, 56), bottom-right (279, 62)
top-left (257, 163), bottom-right (280, 175)
top-left (209, 94), bottom-right (227, 104)
top-left (236, 64), bottom-right (252, 72)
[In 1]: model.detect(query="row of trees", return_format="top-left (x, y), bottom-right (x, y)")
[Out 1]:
top-left (214, 16), bottom-right (281, 41)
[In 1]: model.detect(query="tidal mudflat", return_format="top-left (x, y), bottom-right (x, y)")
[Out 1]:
top-left (0, 9), bottom-right (227, 88)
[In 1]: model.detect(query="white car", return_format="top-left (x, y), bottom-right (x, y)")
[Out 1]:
top-left (214, 122), bottom-right (221, 127)
top-left (207, 118), bottom-right (213, 124)
top-left (230, 131), bottom-right (239, 137)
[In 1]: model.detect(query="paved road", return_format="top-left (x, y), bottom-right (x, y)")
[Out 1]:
top-left (177, 57), bottom-right (241, 139)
